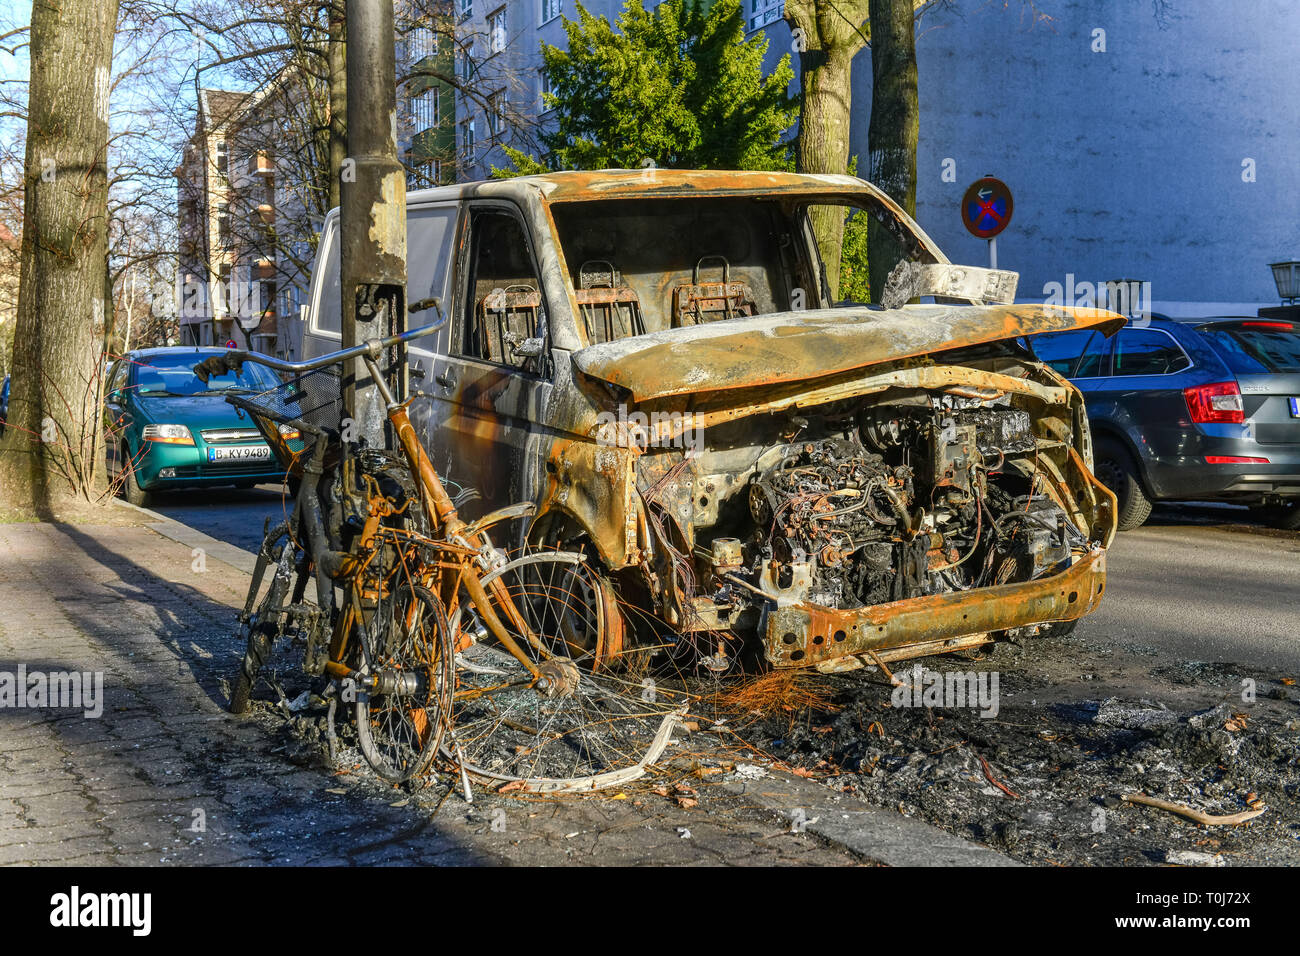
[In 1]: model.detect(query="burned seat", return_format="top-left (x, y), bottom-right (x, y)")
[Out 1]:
top-left (671, 255), bottom-right (757, 327)
top-left (573, 259), bottom-right (645, 344)
top-left (474, 284), bottom-right (545, 373)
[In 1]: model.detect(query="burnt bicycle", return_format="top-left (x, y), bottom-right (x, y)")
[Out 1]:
top-left (200, 314), bottom-right (680, 790)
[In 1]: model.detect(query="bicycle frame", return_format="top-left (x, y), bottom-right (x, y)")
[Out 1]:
top-left (222, 309), bottom-right (561, 691)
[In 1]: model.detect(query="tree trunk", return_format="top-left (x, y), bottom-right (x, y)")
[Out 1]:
top-left (328, 2), bottom-right (348, 211)
top-left (785, 0), bottom-right (868, 300)
top-left (867, 0), bottom-right (918, 301)
top-left (0, 0), bottom-right (120, 513)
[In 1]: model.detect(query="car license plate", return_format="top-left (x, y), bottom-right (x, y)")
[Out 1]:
top-left (1290, 397), bottom-right (1300, 418)
top-left (207, 444), bottom-right (271, 462)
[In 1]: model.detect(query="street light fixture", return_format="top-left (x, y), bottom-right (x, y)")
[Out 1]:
top-left (1269, 260), bottom-right (1300, 304)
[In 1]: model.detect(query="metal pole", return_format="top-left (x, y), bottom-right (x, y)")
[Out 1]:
top-left (988, 236), bottom-right (997, 271)
top-left (341, 0), bottom-right (407, 449)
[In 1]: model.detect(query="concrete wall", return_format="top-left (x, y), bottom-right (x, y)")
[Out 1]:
top-left (847, 0), bottom-right (1300, 314)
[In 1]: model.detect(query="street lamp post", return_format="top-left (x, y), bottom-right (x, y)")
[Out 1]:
top-left (340, 0), bottom-right (407, 448)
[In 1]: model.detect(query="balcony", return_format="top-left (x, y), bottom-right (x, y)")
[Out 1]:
top-left (247, 150), bottom-right (274, 177)
top-left (252, 259), bottom-right (276, 280)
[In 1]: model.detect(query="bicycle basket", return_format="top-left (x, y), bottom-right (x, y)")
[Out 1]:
top-left (225, 366), bottom-right (343, 442)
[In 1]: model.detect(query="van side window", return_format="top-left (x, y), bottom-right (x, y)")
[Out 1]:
top-left (408, 206), bottom-right (458, 325)
top-left (314, 222), bottom-right (341, 336)
top-left (460, 209), bottom-right (547, 375)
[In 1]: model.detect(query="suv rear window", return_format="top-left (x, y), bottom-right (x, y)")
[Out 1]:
top-left (1111, 328), bottom-right (1191, 376)
top-left (1197, 322), bottom-right (1300, 374)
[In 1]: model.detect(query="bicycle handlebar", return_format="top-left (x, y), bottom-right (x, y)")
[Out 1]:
top-left (194, 299), bottom-right (446, 381)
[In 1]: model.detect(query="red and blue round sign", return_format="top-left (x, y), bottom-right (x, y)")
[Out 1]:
top-left (961, 177), bottom-right (1013, 239)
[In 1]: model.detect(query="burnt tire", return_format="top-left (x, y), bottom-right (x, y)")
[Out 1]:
top-left (1093, 439), bottom-right (1152, 532)
top-left (355, 586), bottom-right (453, 784)
top-left (228, 622), bottom-right (275, 715)
top-left (228, 540), bottom-right (292, 714)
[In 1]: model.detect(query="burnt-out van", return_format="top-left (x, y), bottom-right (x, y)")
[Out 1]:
top-left (301, 170), bottom-right (1120, 672)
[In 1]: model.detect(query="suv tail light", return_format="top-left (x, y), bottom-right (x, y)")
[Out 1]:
top-left (1184, 381), bottom-right (1244, 424)
top-left (1205, 455), bottom-right (1269, 464)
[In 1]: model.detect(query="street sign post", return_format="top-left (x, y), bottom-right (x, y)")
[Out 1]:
top-left (961, 176), bottom-right (1013, 270)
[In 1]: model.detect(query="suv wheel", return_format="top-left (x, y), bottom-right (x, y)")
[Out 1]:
top-left (1251, 500), bottom-right (1300, 531)
top-left (121, 445), bottom-right (153, 508)
top-left (1093, 438), bottom-right (1152, 531)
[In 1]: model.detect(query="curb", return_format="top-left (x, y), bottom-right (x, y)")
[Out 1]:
top-left (724, 773), bottom-right (1020, 867)
top-left (112, 499), bottom-right (258, 575)
top-left (111, 498), bottom-right (1017, 867)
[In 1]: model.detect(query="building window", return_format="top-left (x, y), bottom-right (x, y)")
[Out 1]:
top-left (458, 42), bottom-right (475, 81)
top-left (217, 263), bottom-right (233, 316)
top-left (487, 7), bottom-right (506, 54)
top-left (747, 0), bottom-right (783, 31)
top-left (487, 90), bottom-right (507, 136)
top-left (411, 87), bottom-right (438, 132)
top-left (461, 117), bottom-right (476, 153)
top-left (540, 0), bottom-right (562, 24)
top-left (407, 23), bottom-right (436, 62)
top-left (214, 139), bottom-right (228, 178)
top-left (538, 69), bottom-right (553, 111)
top-left (458, 0), bottom-right (472, 20)
top-left (216, 202), bottom-right (231, 245)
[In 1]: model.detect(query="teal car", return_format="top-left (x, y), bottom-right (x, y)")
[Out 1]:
top-left (104, 347), bottom-right (299, 506)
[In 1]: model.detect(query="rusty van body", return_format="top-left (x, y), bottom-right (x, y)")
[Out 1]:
top-left (302, 170), bottom-right (1121, 671)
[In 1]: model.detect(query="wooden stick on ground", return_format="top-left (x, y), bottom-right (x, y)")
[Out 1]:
top-left (977, 753), bottom-right (1021, 799)
top-left (1121, 793), bottom-right (1266, 826)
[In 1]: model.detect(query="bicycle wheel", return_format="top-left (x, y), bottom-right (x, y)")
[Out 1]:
top-left (228, 528), bottom-right (296, 714)
top-left (448, 551), bottom-right (684, 792)
top-left (356, 585), bottom-right (455, 784)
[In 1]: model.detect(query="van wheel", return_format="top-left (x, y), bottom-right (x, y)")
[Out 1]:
top-left (1251, 500), bottom-right (1300, 531)
top-left (1093, 439), bottom-right (1152, 531)
top-left (122, 445), bottom-right (153, 508)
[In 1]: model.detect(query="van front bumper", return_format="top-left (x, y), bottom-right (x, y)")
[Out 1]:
top-left (763, 548), bottom-right (1108, 668)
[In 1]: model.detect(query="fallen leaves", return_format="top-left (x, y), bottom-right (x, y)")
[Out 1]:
top-left (1224, 713), bottom-right (1249, 733)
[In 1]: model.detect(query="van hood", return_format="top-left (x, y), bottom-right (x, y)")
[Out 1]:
top-left (570, 303), bottom-right (1124, 403)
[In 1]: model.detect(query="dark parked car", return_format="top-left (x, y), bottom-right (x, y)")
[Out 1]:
top-left (1032, 316), bottom-right (1300, 530)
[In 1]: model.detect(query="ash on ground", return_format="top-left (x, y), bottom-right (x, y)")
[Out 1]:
top-left (736, 632), bottom-right (1300, 865)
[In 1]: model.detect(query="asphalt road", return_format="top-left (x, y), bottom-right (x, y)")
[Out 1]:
top-left (1081, 504), bottom-right (1300, 671)
top-left (148, 482), bottom-right (292, 553)
top-left (150, 489), bottom-right (1300, 671)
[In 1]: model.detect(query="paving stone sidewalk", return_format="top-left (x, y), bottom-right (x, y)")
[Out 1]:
top-left (0, 519), bottom-right (882, 866)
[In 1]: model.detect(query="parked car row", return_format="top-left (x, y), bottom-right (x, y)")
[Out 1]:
top-left (1031, 315), bottom-right (1300, 530)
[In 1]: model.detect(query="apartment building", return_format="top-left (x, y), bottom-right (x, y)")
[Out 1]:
top-left (399, 2), bottom-right (459, 188)
top-left (176, 81), bottom-right (316, 359)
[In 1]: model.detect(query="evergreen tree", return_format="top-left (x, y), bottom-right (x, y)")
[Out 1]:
top-left (493, 0), bottom-right (796, 176)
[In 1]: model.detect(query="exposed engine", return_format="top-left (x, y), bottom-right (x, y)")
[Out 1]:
top-left (717, 395), bottom-right (1085, 615)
